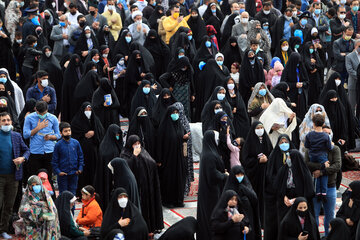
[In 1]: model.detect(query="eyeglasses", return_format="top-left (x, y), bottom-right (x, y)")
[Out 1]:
top-left (340, 11), bottom-right (346, 13)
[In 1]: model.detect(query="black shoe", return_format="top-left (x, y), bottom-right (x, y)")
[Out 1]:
top-left (163, 203), bottom-right (175, 209)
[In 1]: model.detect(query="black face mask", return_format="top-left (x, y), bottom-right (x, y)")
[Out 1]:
top-left (90, 10), bottom-right (96, 16)
top-left (63, 135), bottom-right (71, 140)
top-left (136, 58), bottom-right (142, 64)
top-left (248, 56), bottom-right (255, 61)
top-left (79, 21), bottom-right (86, 27)
top-left (45, 15), bottom-right (50, 20)
top-left (0, 91), bottom-right (6, 97)
top-left (296, 209), bottom-right (307, 218)
top-left (162, 97), bottom-right (171, 105)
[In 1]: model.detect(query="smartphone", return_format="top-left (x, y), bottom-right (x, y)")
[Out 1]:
top-left (301, 231), bottom-right (308, 236)
top-left (257, 153), bottom-right (264, 158)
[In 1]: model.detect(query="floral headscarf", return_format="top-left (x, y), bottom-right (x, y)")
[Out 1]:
top-left (18, 175), bottom-right (60, 240)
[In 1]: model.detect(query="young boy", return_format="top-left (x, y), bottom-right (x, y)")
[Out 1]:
top-left (305, 114), bottom-right (333, 202)
top-left (52, 122), bottom-right (84, 194)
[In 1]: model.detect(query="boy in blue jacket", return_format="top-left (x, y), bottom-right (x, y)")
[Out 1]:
top-left (52, 122), bottom-right (84, 194)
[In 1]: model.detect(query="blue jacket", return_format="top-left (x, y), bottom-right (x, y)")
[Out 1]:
top-left (26, 85), bottom-right (57, 114)
top-left (52, 138), bottom-right (84, 175)
top-left (11, 131), bottom-right (30, 181)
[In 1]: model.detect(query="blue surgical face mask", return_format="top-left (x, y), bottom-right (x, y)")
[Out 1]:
top-left (0, 77), bottom-right (7, 83)
top-left (314, 9), bottom-right (321, 15)
top-left (59, 22), bottom-right (66, 27)
top-left (295, 44), bottom-right (300, 49)
top-left (239, 8), bottom-right (245, 13)
top-left (353, 6), bottom-right (359, 12)
top-left (214, 108), bottom-right (223, 114)
top-left (205, 41), bottom-right (212, 48)
top-left (142, 87), bottom-right (150, 94)
top-left (188, 35), bottom-right (192, 41)
top-left (171, 113), bottom-right (179, 121)
top-left (217, 60), bottom-right (223, 66)
top-left (116, 135), bottom-right (120, 140)
top-left (178, 55), bottom-right (184, 58)
top-left (1, 125), bottom-right (12, 132)
top-left (263, 25), bottom-right (269, 30)
top-left (32, 185), bottom-right (42, 194)
top-left (236, 176), bottom-right (244, 183)
top-left (279, 142), bottom-right (290, 151)
top-left (92, 59), bottom-right (99, 63)
top-left (258, 89), bottom-right (266, 96)
top-left (309, 48), bottom-right (314, 54)
top-left (37, 113), bottom-right (47, 119)
top-left (217, 93), bottom-right (225, 100)
top-left (211, 9), bottom-right (216, 13)
top-left (300, 18), bottom-right (307, 26)
top-left (125, 36), bottom-right (132, 43)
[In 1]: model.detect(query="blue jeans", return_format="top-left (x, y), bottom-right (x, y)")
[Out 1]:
top-left (313, 187), bottom-right (336, 236)
top-left (310, 154), bottom-right (328, 195)
top-left (57, 174), bottom-right (78, 195)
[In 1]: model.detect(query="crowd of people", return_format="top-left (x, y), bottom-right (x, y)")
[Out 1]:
top-left (1, 0), bottom-right (360, 238)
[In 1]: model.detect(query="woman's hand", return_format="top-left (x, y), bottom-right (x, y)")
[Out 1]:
top-left (298, 232), bottom-right (308, 240)
top-left (118, 217), bottom-right (131, 227)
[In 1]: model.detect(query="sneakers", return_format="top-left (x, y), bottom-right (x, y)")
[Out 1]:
top-left (1, 232), bottom-right (12, 239)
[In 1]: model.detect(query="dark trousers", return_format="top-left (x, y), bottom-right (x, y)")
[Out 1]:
top-left (28, 153), bottom-right (53, 186)
top-left (0, 175), bottom-right (18, 233)
top-left (57, 174), bottom-right (78, 195)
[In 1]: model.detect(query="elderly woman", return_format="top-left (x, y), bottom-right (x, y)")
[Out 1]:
top-left (16, 175), bottom-right (61, 239)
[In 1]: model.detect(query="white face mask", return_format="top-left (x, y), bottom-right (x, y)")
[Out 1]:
top-left (108, 5), bottom-right (115, 11)
top-left (41, 79), bottom-right (48, 87)
top-left (284, 15), bottom-right (292, 21)
top-left (335, 79), bottom-right (341, 87)
top-left (84, 110), bottom-right (92, 119)
top-left (339, 14), bottom-right (346, 19)
top-left (136, 19), bottom-right (142, 24)
top-left (241, 18), bottom-right (249, 24)
top-left (119, 60), bottom-right (125, 65)
top-left (292, 11), bottom-right (297, 17)
top-left (263, 10), bottom-right (270, 15)
top-left (45, 51), bottom-right (52, 58)
top-left (85, 33), bottom-right (91, 39)
top-left (227, 83), bottom-right (235, 90)
top-left (52, 2), bottom-right (56, 8)
top-left (118, 198), bottom-right (128, 208)
top-left (102, 53), bottom-right (108, 58)
top-left (255, 128), bottom-right (264, 137)
top-left (281, 45), bottom-right (289, 51)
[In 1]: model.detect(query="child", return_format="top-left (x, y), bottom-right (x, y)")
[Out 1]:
top-left (37, 169), bottom-right (54, 196)
top-left (226, 126), bottom-right (244, 168)
top-left (230, 62), bottom-right (240, 87)
top-left (52, 122), bottom-right (84, 194)
top-left (271, 61), bottom-right (284, 88)
top-left (76, 185), bottom-right (103, 230)
top-left (305, 114), bottom-right (333, 202)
